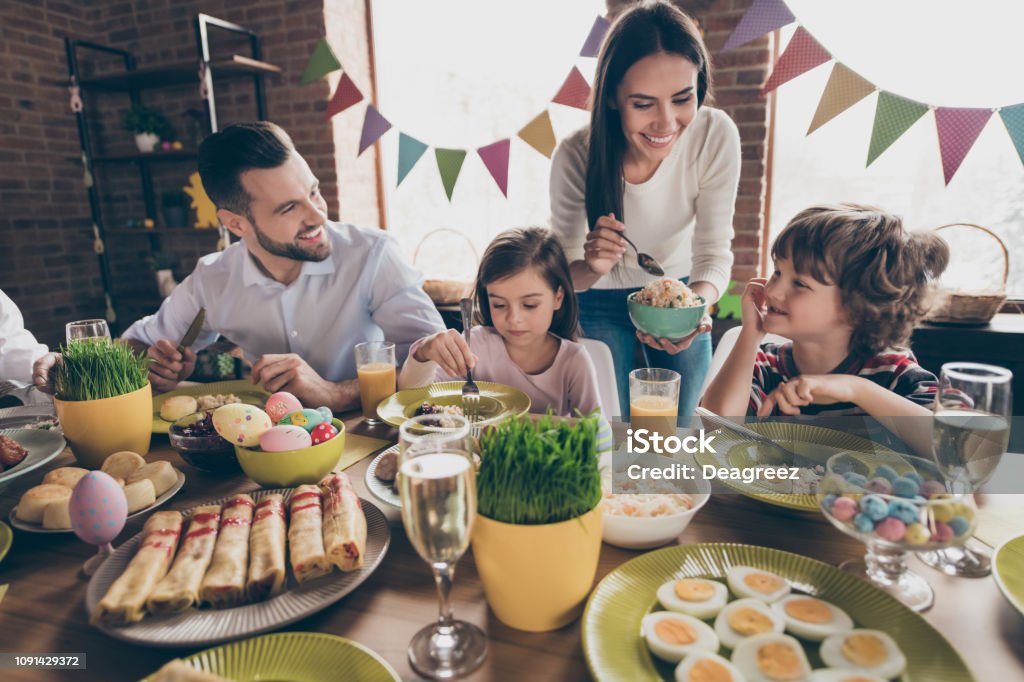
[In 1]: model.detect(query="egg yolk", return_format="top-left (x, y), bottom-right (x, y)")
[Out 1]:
top-left (726, 607), bottom-right (774, 635)
top-left (744, 572), bottom-right (785, 595)
top-left (687, 658), bottom-right (732, 682)
top-left (756, 642), bottom-right (803, 681)
top-left (654, 618), bottom-right (697, 645)
top-left (842, 633), bottom-right (887, 667)
top-left (675, 579), bottom-right (716, 602)
top-left (783, 597), bottom-right (833, 623)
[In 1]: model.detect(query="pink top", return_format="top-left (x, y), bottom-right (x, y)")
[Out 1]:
top-left (400, 326), bottom-right (603, 418)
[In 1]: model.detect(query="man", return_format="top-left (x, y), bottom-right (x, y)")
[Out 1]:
top-left (1, 289), bottom-right (49, 386)
top-left (39, 122), bottom-right (444, 411)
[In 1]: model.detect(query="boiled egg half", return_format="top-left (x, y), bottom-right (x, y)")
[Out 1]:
top-left (714, 597), bottom-right (786, 649)
top-left (771, 595), bottom-right (854, 641)
top-left (819, 629), bottom-right (907, 679)
top-left (657, 578), bottom-right (729, 620)
top-left (642, 611), bottom-right (720, 663)
top-left (674, 651), bottom-right (745, 682)
top-left (731, 632), bottom-right (812, 682)
top-left (726, 565), bottom-right (792, 602)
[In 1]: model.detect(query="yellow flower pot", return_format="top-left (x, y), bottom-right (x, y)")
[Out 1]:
top-left (471, 505), bottom-right (603, 632)
top-left (54, 383), bottom-right (153, 469)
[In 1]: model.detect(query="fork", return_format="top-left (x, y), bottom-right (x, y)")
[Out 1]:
top-left (459, 298), bottom-right (480, 422)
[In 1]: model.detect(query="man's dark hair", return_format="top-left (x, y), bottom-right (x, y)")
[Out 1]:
top-left (197, 121), bottom-right (294, 217)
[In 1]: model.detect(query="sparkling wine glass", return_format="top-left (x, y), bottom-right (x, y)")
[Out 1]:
top-left (919, 362), bottom-right (1012, 577)
top-left (65, 319), bottom-right (111, 344)
top-left (398, 414), bottom-right (486, 679)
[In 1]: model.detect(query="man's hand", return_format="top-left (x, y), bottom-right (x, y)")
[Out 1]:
top-left (757, 375), bottom-right (860, 416)
top-left (147, 340), bottom-right (197, 393)
top-left (32, 352), bottom-right (61, 394)
top-left (252, 353), bottom-right (340, 408)
top-left (636, 314), bottom-right (713, 355)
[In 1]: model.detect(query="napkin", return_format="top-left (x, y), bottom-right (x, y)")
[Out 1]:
top-left (334, 433), bottom-right (391, 471)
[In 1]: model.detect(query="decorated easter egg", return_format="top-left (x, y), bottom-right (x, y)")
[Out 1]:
top-left (260, 424), bottom-right (313, 452)
top-left (316, 406), bottom-right (333, 421)
top-left (213, 403), bottom-right (273, 447)
top-left (310, 421), bottom-right (339, 445)
top-left (69, 471), bottom-right (128, 546)
top-left (279, 408), bottom-right (326, 432)
top-left (265, 391), bottom-right (303, 423)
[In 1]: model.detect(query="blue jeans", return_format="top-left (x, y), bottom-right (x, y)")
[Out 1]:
top-left (578, 283), bottom-right (711, 419)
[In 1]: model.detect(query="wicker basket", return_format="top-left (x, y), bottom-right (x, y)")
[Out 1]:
top-left (924, 223), bottom-right (1008, 324)
top-left (414, 228), bottom-right (478, 305)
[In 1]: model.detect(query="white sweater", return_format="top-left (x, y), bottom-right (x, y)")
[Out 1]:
top-left (549, 106), bottom-right (741, 297)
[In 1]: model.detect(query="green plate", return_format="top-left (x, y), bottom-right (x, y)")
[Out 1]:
top-left (152, 380), bottom-right (270, 434)
top-left (994, 533), bottom-right (1024, 617)
top-left (582, 542), bottom-right (973, 681)
top-left (140, 631), bottom-right (400, 681)
top-left (0, 428), bottom-right (67, 492)
top-left (694, 422), bottom-right (910, 512)
top-left (376, 381), bottom-right (531, 429)
top-left (0, 521), bottom-right (11, 564)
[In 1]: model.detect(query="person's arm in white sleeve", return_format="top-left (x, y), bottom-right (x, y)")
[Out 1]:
top-left (0, 289), bottom-right (48, 385)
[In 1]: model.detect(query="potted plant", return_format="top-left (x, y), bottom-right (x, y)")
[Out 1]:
top-left (145, 251), bottom-right (178, 297)
top-left (53, 340), bottom-right (152, 468)
top-left (161, 190), bottom-right (188, 227)
top-left (123, 103), bottom-right (172, 152)
top-left (471, 413), bottom-right (604, 632)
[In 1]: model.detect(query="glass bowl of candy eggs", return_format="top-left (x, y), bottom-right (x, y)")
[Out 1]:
top-left (818, 451), bottom-right (976, 612)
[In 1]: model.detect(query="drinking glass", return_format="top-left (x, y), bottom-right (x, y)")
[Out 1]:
top-left (66, 319), bottom-right (111, 344)
top-left (919, 362), bottom-right (1012, 577)
top-left (629, 368), bottom-right (680, 443)
top-left (354, 341), bottom-right (396, 424)
top-left (398, 414), bottom-right (487, 679)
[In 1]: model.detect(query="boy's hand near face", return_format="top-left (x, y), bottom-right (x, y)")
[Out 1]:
top-left (757, 374), bottom-right (860, 416)
top-left (740, 278), bottom-right (768, 339)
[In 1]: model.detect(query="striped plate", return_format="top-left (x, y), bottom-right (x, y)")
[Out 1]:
top-left (993, 533), bottom-right (1024, 617)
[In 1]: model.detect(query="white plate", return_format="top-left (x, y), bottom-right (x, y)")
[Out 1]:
top-left (9, 470), bottom-right (186, 534)
top-left (364, 445), bottom-right (401, 509)
top-left (86, 489), bottom-right (390, 648)
top-left (0, 428), bottom-right (67, 490)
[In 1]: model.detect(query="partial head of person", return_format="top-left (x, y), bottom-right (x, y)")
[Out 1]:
top-left (770, 203), bottom-right (950, 357)
top-left (586, 0), bottom-right (711, 228)
top-left (474, 227), bottom-right (580, 344)
top-left (198, 121), bottom-right (330, 266)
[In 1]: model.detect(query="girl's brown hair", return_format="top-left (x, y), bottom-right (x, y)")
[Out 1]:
top-left (474, 228), bottom-right (580, 341)
top-left (771, 203), bottom-right (949, 357)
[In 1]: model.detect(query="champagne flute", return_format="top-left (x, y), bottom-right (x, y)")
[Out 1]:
top-left (66, 319), bottom-right (111, 344)
top-left (398, 414), bottom-right (487, 679)
top-left (919, 362), bottom-right (1012, 577)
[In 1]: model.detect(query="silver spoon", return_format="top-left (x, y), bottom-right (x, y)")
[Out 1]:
top-left (620, 233), bottom-right (665, 276)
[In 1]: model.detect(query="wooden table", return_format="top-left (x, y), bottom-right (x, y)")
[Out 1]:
top-left (1, 414), bottom-right (1022, 681)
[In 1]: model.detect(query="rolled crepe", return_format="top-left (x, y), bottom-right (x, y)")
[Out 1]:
top-left (288, 485), bottom-right (331, 584)
top-left (146, 504), bottom-right (221, 615)
top-left (199, 494), bottom-right (254, 608)
top-left (150, 659), bottom-right (232, 682)
top-left (92, 511), bottom-right (183, 626)
top-left (320, 472), bottom-right (367, 571)
top-left (246, 494), bottom-right (287, 601)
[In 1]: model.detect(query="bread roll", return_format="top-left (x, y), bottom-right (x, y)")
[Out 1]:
top-left (16, 484), bottom-right (72, 523)
top-left (42, 498), bottom-right (72, 529)
top-left (127, 461), bottom-right (178, 496)
top-left (124, 478), bottom-right (157, 513)
top-left (102, 451), bottom-right (146, 480)
top-left (42, 466), bottom-right (89, 489)
top-left (160, 395), bottom-right (198, 422)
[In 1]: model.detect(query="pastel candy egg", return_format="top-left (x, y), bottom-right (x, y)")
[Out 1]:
top-left (831, 496), bottom-right (858, 521)
top-left (310, 421), bottom-right (339, 445)
top-left (259, 424), bottom-right (312, 452)
top-left (864, 477), bottom-right (893, 495)
top-left (920, 480), bottom-right (946, 498)
top-left (905, 523), bottom-right (930, 545)
top-left (875, 517), bottom-right (907, 542)
top-left (843, 472), bottom-right (868, 488)
top-left (891, 477), bottom-right (920, 498)
top-left (69, 471), bottom-right (128, 547)
top-left (859, 494), bottom-right (889, 521)
top-left (949, 515), bottom-right (971, 536)
top-left (930, 501), bottom-right (956, 524)
top-left (316, 406), bottom-right (333, 421)
top-left (265, 391), bottom-right (303, 423)
top-left (853, 512), bottom-right (875, 533)
top-left (888, 498), bottom-right (919, 525)
top-left (932, 521), bottom-right (954, 543)
top-left (213, 403), bottom-right (273, 447)
top-left (903, 471), bottom-right (924, 487)
top-left (279, 408), bottom-right (326, 432)
top-left (821, 494), bottom-right (837, 510)
top-left (873, 465), bottom-right (899, 483)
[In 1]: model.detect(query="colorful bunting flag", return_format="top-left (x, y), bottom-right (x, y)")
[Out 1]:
top-left (580, 16), bottom-right (611, 57)
top-left (762, 27), bottom-right (831, 94)
top-left (358, 105), bottom-right (391, 155)
top-left (435, 148), bottom-right (467, 201)
top-left (999, 104), bottom-right (1024, 167)
top-left (934, 108), bottom-right (993, 185)
top-left (300, 38), bottom-right (342, 85)
top-left (518, 111), bottom-right (557, 158)
top-left (722, 0), bottom-right (795, 52)
top-left (867, 92), bottom-right (929, 166)
top-left (324, 72), bottom-right (363, 120)
top-left (552, 66), bottom-right (591, 110)
top-left (807, 63), bottom-right (875, 135)
top-left (397, 133), bottom-right (428, 186)
top-left (477, 139), bottom-right (511, 197)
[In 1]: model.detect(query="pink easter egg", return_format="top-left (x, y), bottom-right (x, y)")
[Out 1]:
top-left (920, 480), bottom-right (946, 498)
top-left (831, 496), bottom-right (858, 522)
top-left (932, 521), bottom-right (955, 543)
top-left (265, 391), bottom-right (303, 423)
top-left (69, 471), bottom-right (128, 546)
top-left (864, 477), bottom-right (893, 495)
top-left (259, 424), bottom-right (312, 452)
top-left (310, 421), bottom-right (338, 445)
top-left (875, 517), bottom-right (907, 542)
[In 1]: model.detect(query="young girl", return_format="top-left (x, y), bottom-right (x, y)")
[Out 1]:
top-left (400, 227), bottom-right (604, 419)
top-left (701, 204), bottom-right (949, 419)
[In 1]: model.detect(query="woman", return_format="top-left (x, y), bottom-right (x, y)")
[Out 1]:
top-left (549, 0), bottom-right (740, 418)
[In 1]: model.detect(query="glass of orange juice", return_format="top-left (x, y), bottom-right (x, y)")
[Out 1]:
top-left (629, 368), bottom-right (680, 442)
top-left (355, 341), bottom-right (396, 423)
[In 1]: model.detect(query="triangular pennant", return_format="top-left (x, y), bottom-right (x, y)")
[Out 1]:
top-left (358, 105), bottom-right (391, 155)
top-left (518, 110), bottom-right (557, 158)
top-left (762, 27), bottom-right (832, 94)
top-left (300, 38), bottom-right (342, 85)
top-left (807, 63), bottom-right (875, 134)
top-left (999, 104), bottom-right (1024, 167)
top-left (397, 133), bottom-right (429, 186)
top-left (552, 66), bottom-right (591, 110)
top-left (580, 15), bottom-right (611, 57)
top-left (477, 138), bottom-right (511, 197)
top-left (935, 107), bottom-right (993, 185)
top-left (867, 92), bottom-right (929, 166)
top-left (323, 72), bottom-right (363, 120)
top-left (435, 148), bottom-right (467, 201)
top-left (723, 0), bottom-right (796, 52)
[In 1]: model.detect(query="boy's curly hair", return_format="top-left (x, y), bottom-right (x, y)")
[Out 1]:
top-left (771, 204), bottom-right (949, 357)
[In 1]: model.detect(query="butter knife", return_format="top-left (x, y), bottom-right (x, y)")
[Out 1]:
top-left (176, 307), bottom-right (206, 354)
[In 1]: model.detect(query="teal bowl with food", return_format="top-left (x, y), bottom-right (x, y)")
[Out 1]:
top-left (627, 280), bottom-right (707, 342)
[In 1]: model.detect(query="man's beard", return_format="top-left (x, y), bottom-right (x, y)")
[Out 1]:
top-left (249, 217), bottom-right (331, 262)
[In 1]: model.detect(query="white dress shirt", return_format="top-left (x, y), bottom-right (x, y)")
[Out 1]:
top-left (122, 222), bottom-right (446, 382)
top-left (0, 289), bottom-right (48, 384)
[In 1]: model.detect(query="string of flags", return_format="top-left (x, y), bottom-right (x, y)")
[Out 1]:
top-left (726, 0), bottom-right (1024, 185)
top-left (300, 16), bottom-right (611, 200)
